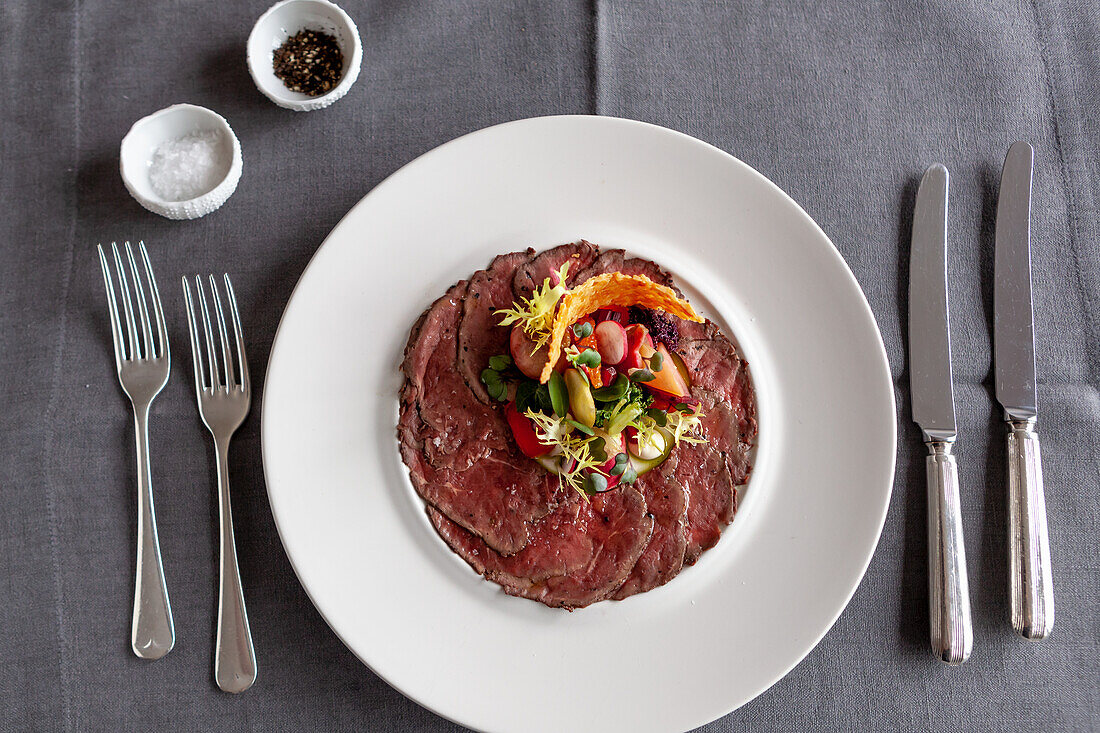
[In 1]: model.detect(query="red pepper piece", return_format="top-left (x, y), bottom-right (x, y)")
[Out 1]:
top-left (505, 401), bottom-right (551, 458)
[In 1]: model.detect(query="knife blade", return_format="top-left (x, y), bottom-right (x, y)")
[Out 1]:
top-left (995, 140), bottom-right (1054, 640)
top-left (910, 165), bottom-right (956, 441)
top-left (909, 163), bottom-right (973, 664)
top-left (995, 142), bottom-right (1038, 419)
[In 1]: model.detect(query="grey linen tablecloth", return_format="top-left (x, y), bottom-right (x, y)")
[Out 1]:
top-left (2, 1), bottom-right (1097, 730)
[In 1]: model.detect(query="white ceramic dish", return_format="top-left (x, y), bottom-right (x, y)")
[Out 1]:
top-left (262, 116), bottom-right (897, 732)
top-left (247, 0), bottom-right (362, 112)
top-left (119, 103), bottom-right (242, 220)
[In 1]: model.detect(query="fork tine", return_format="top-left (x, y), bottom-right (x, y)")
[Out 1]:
top-left (195, 276), bottom-right (221, 390)
top-left (139, 242), bottom-right (169, 359)
top-left (111, 242), bottom-right (142, 360)
top-left (223, 274), bottom-right (249, 392)
top-left (208, 275), bottom-right (236, 388)
top-left (182, 277), bottom-right (207, 392)
top-left (97, 245), bottom-right (126, 367)
top-left (124, 241), bottom-right (155, 362)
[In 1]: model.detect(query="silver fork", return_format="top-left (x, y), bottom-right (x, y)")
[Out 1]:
top-left (97, 241), bottom-right (175, 660)
top-left (182, 274), bottom-right (257, 693)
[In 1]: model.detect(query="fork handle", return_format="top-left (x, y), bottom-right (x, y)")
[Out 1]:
top-left (131, 406), bottom-right (175, 659)
top-left (1006, 417), bottom-right (1054, 639)
top-left (214, 438), bottom-right (257, 693)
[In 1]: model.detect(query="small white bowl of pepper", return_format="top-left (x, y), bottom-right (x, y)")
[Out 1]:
top-left (247, 0), bottom-right (362, 112)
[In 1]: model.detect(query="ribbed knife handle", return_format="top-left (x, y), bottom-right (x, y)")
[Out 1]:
top-left (926, 440), bottom-right (973, 665)
top-left (1006, 417), bottom-right (1054, 639)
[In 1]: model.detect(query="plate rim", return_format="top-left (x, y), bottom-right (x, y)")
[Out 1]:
top-left (261, 114), bottom-right (897, 731)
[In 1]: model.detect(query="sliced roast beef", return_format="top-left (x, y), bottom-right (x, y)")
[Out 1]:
top-left (400, 242), bottom-right (757, 602)
top-left (458, 251), bottom-right (537, 404)
top-left (678, 320), bottom-right (742, 405)
top-left (673, 326), bottom-right (756, 565)
top-left (612, 452), bottom-right (688, 600)
top-left (430, 486), bottom-right (653, 609)
top-left (404, 441), bottom-right (562, 556)
top-left (399, 280), bottom-right (560, 555)
top-left (402, 281), bottom-right (508, 469)
top-left (511, 241), bottom-right (599, 300)
top-left (674, 442), bottom-right (735, 565)
top-left (429, 493), bottom-right (588, 583)
top-left (693, 386), bottom-right (755, 486)
top-left (573, 248), bottom-right (678, 291)
top-left (679, 321), bottom-right (759, 482)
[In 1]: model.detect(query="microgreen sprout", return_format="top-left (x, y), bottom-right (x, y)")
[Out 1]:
top-left (569, 348), bottom-right (601, 369)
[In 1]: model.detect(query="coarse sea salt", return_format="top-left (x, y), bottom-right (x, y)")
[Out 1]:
top-left (148, 130), bottom-right (226, 202)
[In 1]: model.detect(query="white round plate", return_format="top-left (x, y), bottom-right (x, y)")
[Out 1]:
top-left (262, 116), bottom-right (896, 732)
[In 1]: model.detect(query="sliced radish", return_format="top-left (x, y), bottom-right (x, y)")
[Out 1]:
top-left (510, 325), bottom-right (549, 380)
top-left (594, 320), bottom-right (628, 365)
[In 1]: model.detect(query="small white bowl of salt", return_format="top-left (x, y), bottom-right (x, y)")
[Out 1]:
top-left (120, 103), bottom-right (243, 220)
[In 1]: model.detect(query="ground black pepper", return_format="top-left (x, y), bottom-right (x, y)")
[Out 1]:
top-left (272, 30), bottom-right (344, 97)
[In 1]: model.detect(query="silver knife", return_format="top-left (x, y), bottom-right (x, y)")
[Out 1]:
top-left (995, 141), bottom-right (1054, 640)
top-left (909, 163), bottom-right (973, 665)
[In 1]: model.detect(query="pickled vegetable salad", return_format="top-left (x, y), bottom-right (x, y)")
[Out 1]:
top-left (480, 267), bottom-right (705, 498)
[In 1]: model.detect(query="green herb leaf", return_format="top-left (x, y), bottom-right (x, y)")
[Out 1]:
top-left (615, 452), bottom-right (629, 465)
top-left (487, 381), bottom-right (508, 402)
top-left (584, 472), bottom-right (608, 494)
top-left (610, 462), bottom-right (625, 476)
top-left (674, 402), bottom-right (693, 412)
top-left (630, 369), bottom-right (656, 383)
top-left (548, 371), bottom-right (568, 417)
top-left (488, 354), bottom-right (512, 371)
top-left (575, 348), bottom-right (602, 368)
top-left (514, 380), bottom-right (538, 412)
top-left (480, 368), bottom-right (501, 386)
top-left (648, 350), bottom-right (663, 372)
top-left (620, 465), bottom-right (638, 484)
top-left (646, 408), bottom-right (668, 427)
top-left (592, 374), bottom-right (629, 402)
top-left (534, 383), bottom-right (553, 413)
top-left (565, 419), bottom-right (595, 436)
top-left (572, 322), bottom-right (594, 339)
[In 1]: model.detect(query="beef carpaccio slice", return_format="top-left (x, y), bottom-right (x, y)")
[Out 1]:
top-left (678, 320), bottom-right (758, 485)
top-left (612, 452), bottom-right (689, 599)
top-left (429, 487), bottom-right (653, 609)
top-left (399, 280), bottom-right (560, 555)
top-left (458, 251), bottom-right (537, 404)
top-left (398, 241), bottom-right (757, 606)
top-left (511, 241), bottom-right (599, 300)
top-left (401, 282), bottom-right (505, 469)
top-left (573, 247), bottom-right (680, 293)
top-left (675, 442), bottom-right (735, 565)
top-left (676, 320), bottom-right (758, 564)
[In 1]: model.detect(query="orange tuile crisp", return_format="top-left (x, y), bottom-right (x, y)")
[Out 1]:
top-left (539, 273), bottom-right (703, 383)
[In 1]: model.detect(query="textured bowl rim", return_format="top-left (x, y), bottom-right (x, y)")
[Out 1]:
top-left (119, 103), bottom-right (243, 219)
top-left (247, 0), bottom-right (364, 112)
